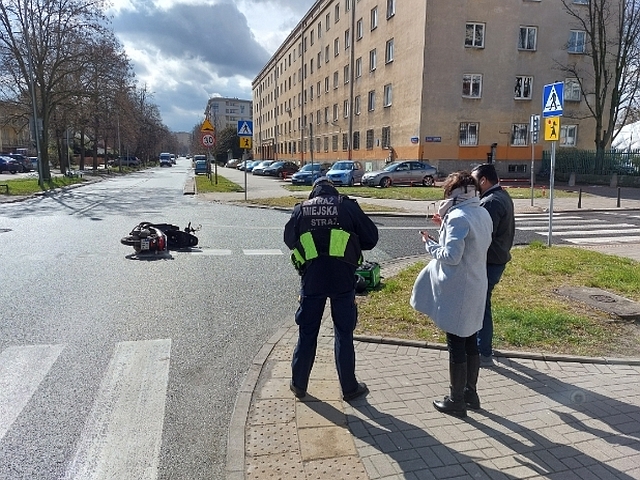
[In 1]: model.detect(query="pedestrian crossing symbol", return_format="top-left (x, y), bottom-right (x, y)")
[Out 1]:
top-left (240, 137), bottom-right (252, 149)
top-left (237, 121), bottom-right (253, 136)
top-left (542, 82), bottom-right (564, 117)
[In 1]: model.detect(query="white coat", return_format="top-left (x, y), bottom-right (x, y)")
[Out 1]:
top-left (410, 196), bottom-right (493, 337)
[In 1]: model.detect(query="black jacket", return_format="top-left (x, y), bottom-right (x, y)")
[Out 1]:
top-left (479, 185), bottom-right (515, 265)
top-left (284, 183), bottom-right (379, 295)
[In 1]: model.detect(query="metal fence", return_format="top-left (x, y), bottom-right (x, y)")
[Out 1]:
top-left (540, 149), bottom-right (640, 176)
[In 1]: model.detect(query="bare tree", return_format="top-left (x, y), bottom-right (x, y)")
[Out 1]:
top-left (559, 0), bottom-right (640, 169)
top-left (0, 0), bottom-right (111, 181)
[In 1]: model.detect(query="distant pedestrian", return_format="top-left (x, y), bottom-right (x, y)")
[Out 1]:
top-left (470, 164), bottom-right (515, 367)
top-left (411, 171), bottom-right (493, 417)
top-left (284, 177), bottom-right (379, 402)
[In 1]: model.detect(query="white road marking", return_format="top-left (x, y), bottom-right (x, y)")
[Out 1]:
top-left (64, 339), bottom-right (171, 480)
top-left (0, 344), bottom-right (65, 442)
top-left (566, 235), bottom-right (640, 244)
top-left (517, 223), bottom-right (635, 231)
top-left (242, 249), bottom-right (284, 255)
top-left (537, 228), bottom-right (640, 236)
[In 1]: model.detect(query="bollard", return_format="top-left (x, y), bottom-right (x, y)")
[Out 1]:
top-left (617, 187), bottom-right (621, 208)
top-left (578, 188), bottom-right (582, 208)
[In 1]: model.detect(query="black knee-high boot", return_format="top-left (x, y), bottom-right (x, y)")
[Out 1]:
top-left (464, 354), bottom-right (481, 410)
top-left (433, 362), bottom-right (467, 418)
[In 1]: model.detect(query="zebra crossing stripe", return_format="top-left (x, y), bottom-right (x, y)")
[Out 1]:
top-left (64, 339), bottom-right (171, 480)
top-left (242, 249), bottom-right (284, 255)
top-left (0, 344), bottom-right (65, 442)
top-left (517, 223), bottom-right (635, 231)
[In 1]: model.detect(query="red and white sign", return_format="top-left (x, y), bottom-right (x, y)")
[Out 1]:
top-left (201, 133), bottom-right (215, 148)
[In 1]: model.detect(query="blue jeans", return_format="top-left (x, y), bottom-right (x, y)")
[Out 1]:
top-left (477, 263), bottom-right (506, 357)
top-left (291, 289), bottom-right (359, 394)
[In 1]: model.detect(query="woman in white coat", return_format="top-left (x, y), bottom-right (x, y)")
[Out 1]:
top-left (411, 171), bottom-right (493, 417)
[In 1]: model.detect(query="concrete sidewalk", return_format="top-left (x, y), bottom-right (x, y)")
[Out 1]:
top-left (227, 184), bottom-right (640, 480)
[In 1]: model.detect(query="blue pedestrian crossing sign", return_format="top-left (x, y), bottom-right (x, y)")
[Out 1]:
top-left (237, 121), bottom-right (253, 136)
top-left (542, 82), bottom-right (564, 117)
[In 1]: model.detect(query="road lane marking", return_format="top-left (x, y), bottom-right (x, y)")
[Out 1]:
top-left (517, 223), bottom-right (634, 231)
top-left (242, 249), bottom-right (284, 255)
top-left (566, 235), bottom-right (640, 244)
top-left (64, 339), bottom-right (171, 480)
top-left (0, 344), bottom-right (65, 442)
top-left (536, 228), bottom-right (640, 236)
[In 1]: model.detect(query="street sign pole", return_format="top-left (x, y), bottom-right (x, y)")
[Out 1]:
top-left (542, 82), bottom-right (564, 246)
top-left (548, 141), bottom-right (556, 246)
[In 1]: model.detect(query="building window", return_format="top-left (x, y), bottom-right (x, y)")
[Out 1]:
top-left (317, 52), bottom-right (321, 68)
top-left (511, 123), bottom-right (529, 146)
top-left (325, 76), bottom-right (330, 92)
top-left (560, 125), bottom-right (578, 146)
top-left (368, 90), bottom-right (375, 111)
top-left (317, 137), bottom-right (321, 153)
top-left (333, 103), bottom-right (339, 121)
top-left (459, 122), bottom-right (479, 146)
top-left (514, 76), bottom-right (533, 99)
top-left (353, 131), bottom-right (360, 150)
top-left (318, 22), bottom-right (322, 39)
top-left (518, 26), bottom-right (537, 51)
top-left (333, 71), bottom-right (339, 88)
top-left (344, 99), bottom-right (350, 117)
top-left (569, 30), bottom-right (586, 53)
top-left (371, 7), bottom-right (378, 30)
top-left (310, 59), bottom-right (314, 74)
top-left (325, 45), bottom-right (330, 62)
top-left (334, 38), bottom-right (340, 56)
top-left (324, 106), bottom-right (329, 123)
top-left (354, 95), bottom-right (361, 115)
top-left (310, 84), bottom-right (314, 99)
top-left (366, 129), bottom-right (374, 149)
top-left (344, 64), bottom-right (350, 83)
top-left (326, 13), bottom-right (330, 30)
top-left (310, 30), bottom-right (315, 46)
top-left (386, 0), bottom-right (396, 18)
top-left (317, 81), bottom-right (321, 97)
top-left (346, 0), bottom-right (352, 11)
top-left (382, 126), bottom-right (391, 148)
top-left (383, 84), bottom-right (392, 107)
top-left (462, 74), bottom-right (482, 97)
top-left (317, 109), bottom-right (321, 125)
top-left (369, 49), bottom-right (377, 71)
top-left (335, 4), bottom-right (340, 22)
top-left (324, 136), bottom-right (329, 152)
top-left (385, 38), bottom-right (394, 63)
top-left (565, 78), bottom-right (581, 102)
top-left (345, 29), bottom-right (351, 49)
top-left (465, 23), bottom-right (484, 48)
top-left (355, 57), bottom-right (362, 78)
top-left (332, 135), bottom-right (338, 151)
top-left (356, 18), bottom-right (363, 39)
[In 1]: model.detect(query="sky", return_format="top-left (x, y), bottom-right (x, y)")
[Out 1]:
top-left (109, 0), bottom-right (316, 132)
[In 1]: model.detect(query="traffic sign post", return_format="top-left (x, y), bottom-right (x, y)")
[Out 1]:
top-left (237, 121), bottom-right (253, 200)
top-left (530, 114), bottom-right (540, 206)
top-left (542, 82), bottom-right (564, 246)
top-left (200, 118), bottom-right (218, 184)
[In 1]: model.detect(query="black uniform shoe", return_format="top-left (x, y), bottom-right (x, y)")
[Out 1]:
top-left (290, 381), bottom-right (306, 398)
top-left (343, 382), bottom-right (369, 402)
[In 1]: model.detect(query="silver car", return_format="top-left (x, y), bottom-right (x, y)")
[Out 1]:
top-left (361, 161), bottom-right (438, 187)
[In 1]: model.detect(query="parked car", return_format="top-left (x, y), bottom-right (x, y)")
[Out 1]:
top-left (0, 156), bottom-right (21, 174)
top-left (29, 157), bottom-right (38, 170)
top-left (194, 159), bottom-right (207, 175)
top-left (159, 152), bottom-right (172, 167)
top-left (170, 154), bottom-right (176, 164)
top-left (251, 160), bottom-right (275, 175)
top-left (109, 155), bottom-right (141, 167)
top-left (244, 160), bottom-right (261, 172)
top-left (3, 153), bottom-right (31, 172)
top-left (290, 162), bottom-right (333, 185)
top-left (226, 158), bottom-right (242, 168)
top-left (263, 161), bottom-right (299, 177)
top-left (326, 160), bottom-right (365, 186)
top-left (361, 161), bottom-right (438, 187)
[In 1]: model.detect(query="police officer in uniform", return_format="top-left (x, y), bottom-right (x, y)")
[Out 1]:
top-left (284, 177), bottom-right (379, 401)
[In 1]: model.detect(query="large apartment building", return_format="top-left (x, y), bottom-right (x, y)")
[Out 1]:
top-left (252, 0), bottom-right (598, 176)
top-left (204, 96), bottom-right (253, 131)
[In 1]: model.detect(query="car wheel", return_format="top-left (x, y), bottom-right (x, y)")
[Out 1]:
top-left (348, 177), bottom-right (355, 187)
top-left (10, 170), bottom-right (17, 174)
top-left (380, 177), bottom-right (392, 188)
top-left (422, 175), bottom-right (435, 187)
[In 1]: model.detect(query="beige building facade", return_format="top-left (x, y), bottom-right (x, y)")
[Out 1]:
top-left (253, 0), bottom-right (598, 176)
top-left (204, 96), bottom-right (253, 132)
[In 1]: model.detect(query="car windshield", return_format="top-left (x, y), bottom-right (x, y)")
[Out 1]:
top-left (382, 162), bottom-right (406, 172)
top-left (332, 162), bottom-right (353, 171)
top-left (300, 164), bottom-right (322, 172)
top-left (270, 162), bottom-right (284, 167)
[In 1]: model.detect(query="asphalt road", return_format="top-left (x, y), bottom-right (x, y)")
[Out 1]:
top-left (0, 159), bottom-right (301, 479)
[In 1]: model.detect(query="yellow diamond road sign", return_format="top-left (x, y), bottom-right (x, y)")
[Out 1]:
top-left (201, 118), bottom-right (215, 132)
top-left (544, 116), bottom-right (560, 141)
top-left (240, 137), bottom-right (252, 149)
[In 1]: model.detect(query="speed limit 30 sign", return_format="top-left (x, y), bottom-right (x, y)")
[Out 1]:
top-left (201, 133), bottom-right (215, 148)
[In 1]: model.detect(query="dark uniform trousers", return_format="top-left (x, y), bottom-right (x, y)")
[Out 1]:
top-left (291, 288), bottom-right (358, 394)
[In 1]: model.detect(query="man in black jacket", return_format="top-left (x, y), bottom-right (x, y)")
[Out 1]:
top-left (284, 177), bottom-right (379, 401)
top-left (471, 164), bottom-right (515, 367)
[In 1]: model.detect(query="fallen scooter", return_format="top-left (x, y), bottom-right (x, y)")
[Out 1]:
top-left (121, 221), bottom-right (200, 254)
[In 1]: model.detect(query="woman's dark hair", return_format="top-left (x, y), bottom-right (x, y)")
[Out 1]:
top-left (442, 171), bottom-right (478, 197)
top-left (471, 163), bottom-right (499, 184)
